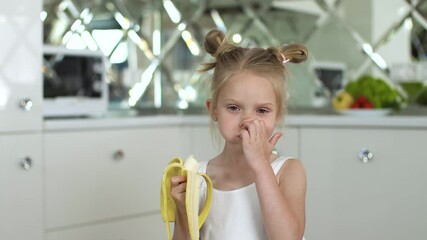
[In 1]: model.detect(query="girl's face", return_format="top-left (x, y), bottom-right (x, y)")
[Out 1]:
top-left (212, 71), bottom-right (280, 145)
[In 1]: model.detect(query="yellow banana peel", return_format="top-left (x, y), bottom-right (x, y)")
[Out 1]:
top-left (160, 155), bottom-right (213, 240)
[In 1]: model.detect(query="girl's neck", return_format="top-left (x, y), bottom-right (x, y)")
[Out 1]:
top-left (218, 143), bottom-right (247, 165)
top-left (208, 145), bottom-right (255, 191)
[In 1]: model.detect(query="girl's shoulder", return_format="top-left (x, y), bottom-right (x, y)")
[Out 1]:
top-left (276, 157), bottom-right (306, 188)
top-left (271, 155), bottom-right (295, 174)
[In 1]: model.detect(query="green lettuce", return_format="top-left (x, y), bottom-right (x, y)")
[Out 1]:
top-left (344, 75), bottom-right (406, 110)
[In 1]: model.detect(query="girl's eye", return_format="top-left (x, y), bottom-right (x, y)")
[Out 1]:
top-left (227, 105), bottom-right (240, 111)
top-left (257, 108), bottom-right (270, 114)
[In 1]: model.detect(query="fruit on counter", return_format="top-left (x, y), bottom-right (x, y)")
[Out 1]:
top-left (332, 91), bottom-right (354, 110)
top-left (350, 96), bottom-right (374, 109)
top-left (344, 75), bottom-right (406, 110)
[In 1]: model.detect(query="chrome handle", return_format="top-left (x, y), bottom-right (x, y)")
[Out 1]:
top-left (112, 149), bottom-right (125, 161)
top-left (20, 157), bottom-right (33, 170)
top-left (358, 148), bottom-right (373, 163)
top-left (19, 98), bottom-right (33, 111)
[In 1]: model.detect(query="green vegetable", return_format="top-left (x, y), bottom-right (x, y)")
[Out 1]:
top-left (344, 75), bottom-right (406, 110)
top-left (416, 86), bottom-right (427, 105)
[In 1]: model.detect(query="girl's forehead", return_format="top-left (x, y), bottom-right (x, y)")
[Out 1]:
top-left (225, 72), bottom-right (274, 89)
top-left (219, 73), bottom-right (276, 101)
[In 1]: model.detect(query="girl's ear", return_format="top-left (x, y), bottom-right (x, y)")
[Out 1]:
top-left (206, 99), bottom-right (212, 113)
top-left (206, 99), bottom-right (215, 118)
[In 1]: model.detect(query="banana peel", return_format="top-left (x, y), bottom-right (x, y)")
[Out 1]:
top-left (160, 155), bottom-right (213, 240)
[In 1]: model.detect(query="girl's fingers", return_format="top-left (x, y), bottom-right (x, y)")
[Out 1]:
top-left (172, 182), bottom-right (187, 194)
top-left (241, 119), bottom-right (262, 139)
top-left (171, 175), bottom-right (186, 187)
top-left (269, 132), bottom-right (283, 148)
top-left (171, 176), bottom-right (187, 200)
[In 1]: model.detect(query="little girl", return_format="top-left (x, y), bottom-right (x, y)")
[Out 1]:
top-left (170, 29), bottom-right (308, 240)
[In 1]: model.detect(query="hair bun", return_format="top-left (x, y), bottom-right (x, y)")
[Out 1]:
top-left (282, 44), bottom-right (308, 64)
top-left (203, 29), bottom-right (225, 56)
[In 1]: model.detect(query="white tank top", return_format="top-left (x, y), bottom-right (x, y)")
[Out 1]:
top-left (198, 156), bottom-right (291, 240)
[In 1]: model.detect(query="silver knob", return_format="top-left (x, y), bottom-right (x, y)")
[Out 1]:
top-left (19, 98), bottom-right (33, 111)
top-left (112, 150), bottom-right (125, 161)
top-left (20, 157), bottom-right (33, 170)
top-left (358, 148), bottom-right (373, 163)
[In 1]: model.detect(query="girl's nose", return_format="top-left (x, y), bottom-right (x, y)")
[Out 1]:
top-left (240, 114), bottom-right (257, 128)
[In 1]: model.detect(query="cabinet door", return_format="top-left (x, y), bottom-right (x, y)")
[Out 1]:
top-left (275, 126), bottom-right (299, 159)
top-left (0, 0), bottom-right (42, 132)
top-left (301, 128), bottom-right (427, 240)
top-left (189, 126), bottom-right (223, 161)
top-left (44, 126), bottom-right (190, 231)
top-left (47, 214), bottom-right (166, 240)
top-left (0, 133), bottom-right (43, 240)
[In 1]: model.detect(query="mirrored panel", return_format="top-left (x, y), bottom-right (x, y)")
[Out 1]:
top-left (42, 0), bottom-right (427, 113)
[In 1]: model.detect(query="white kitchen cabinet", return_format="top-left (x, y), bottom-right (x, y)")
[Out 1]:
top-left (0, 0), bottom-right (42, 133)
top-left (44, 126), bottom-right (191, 238)
top-left (0, 133), bottom-right (43, 240)
top-left (0, 0), bottom-right (44, 239)
top-left (47, 213), bottom-right (165, 240)
top-left (189, 126), bottom-right (223, 161)
top-left (301, 127), bottom-right (427, 240)
top-left (275, 126), bottom-right (300, 159)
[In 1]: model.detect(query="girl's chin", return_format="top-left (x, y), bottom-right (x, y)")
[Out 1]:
top-left (233, 136), bottom-right (243, 143)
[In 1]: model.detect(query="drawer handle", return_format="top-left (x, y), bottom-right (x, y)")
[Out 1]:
top-left (358, 148), bottom-right (373, 163)
top-left (20, 157), bottom-right (33, 170)
top-left (19, 98), bottom-right (33, 111)
top-left (113, 150), bottom-right (125, 161)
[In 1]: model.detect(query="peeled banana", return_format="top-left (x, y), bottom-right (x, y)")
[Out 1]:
top-left (160, 155), bottom-right (213, 240)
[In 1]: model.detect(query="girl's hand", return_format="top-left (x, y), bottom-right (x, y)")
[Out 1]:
top-left (170, 175), bottom-right (187, 215)
top-left (240, 119), bottom-right (282, 173)
top-left (171, 175), bottom-right (191, 240)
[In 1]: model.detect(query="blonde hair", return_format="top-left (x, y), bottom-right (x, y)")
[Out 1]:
top-left (199, 29), bottom-right (308, 121)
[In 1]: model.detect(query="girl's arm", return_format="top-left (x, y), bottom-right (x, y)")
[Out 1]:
top-left (172, 209), bottom-right (190, 240)
top-left (241, 119), bottom-right (307, 240)
top-left (254, 159), bottom-right (307, 240)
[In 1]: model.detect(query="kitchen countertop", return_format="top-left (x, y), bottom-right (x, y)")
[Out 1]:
top-left (44, 106), bottom-right (427, 131)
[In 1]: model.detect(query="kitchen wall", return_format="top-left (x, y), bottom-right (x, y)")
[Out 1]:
top-left (41, 0), bottom-right (425, 111)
